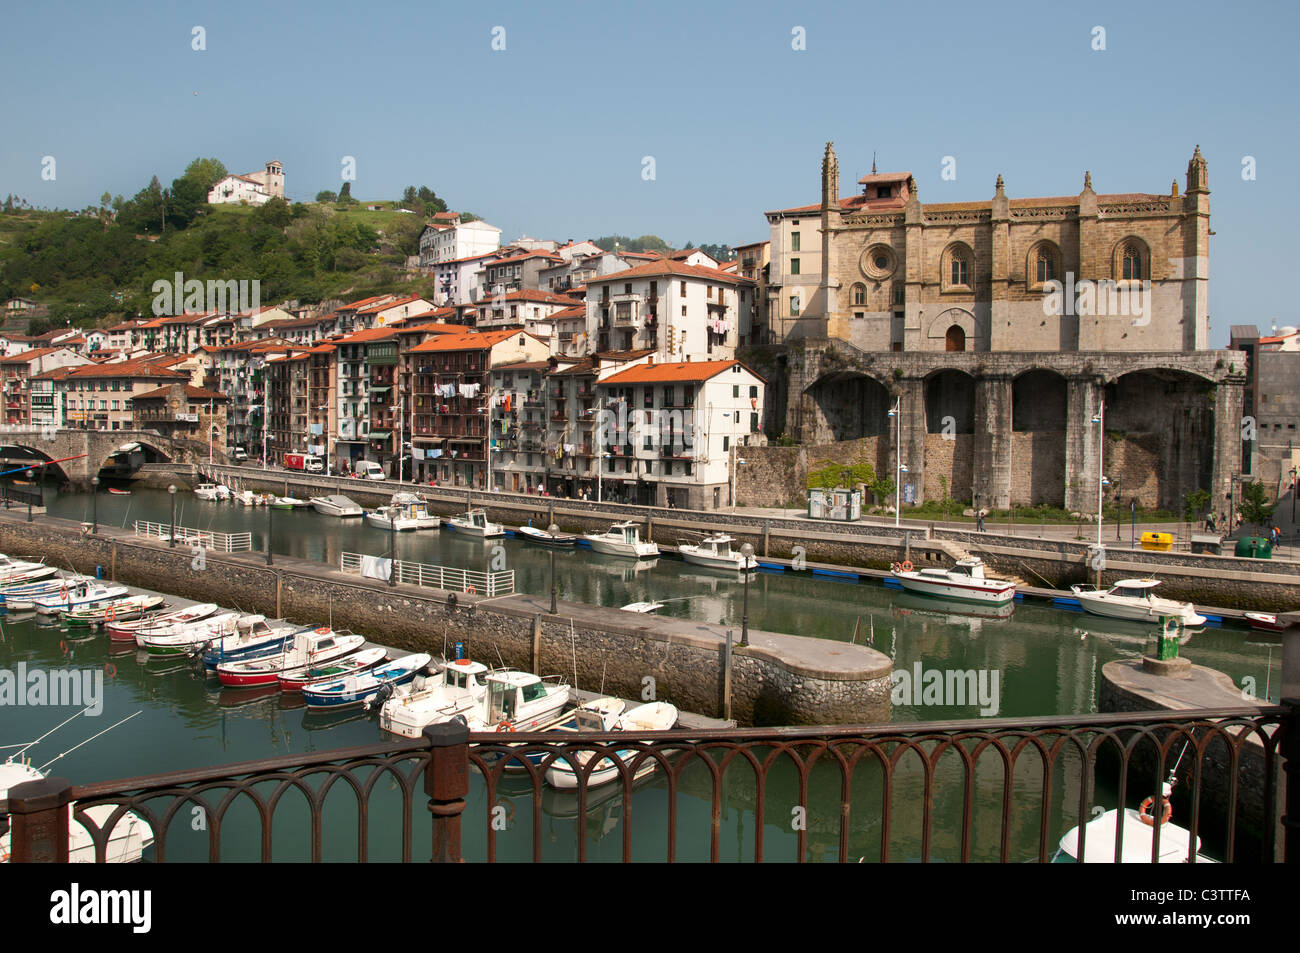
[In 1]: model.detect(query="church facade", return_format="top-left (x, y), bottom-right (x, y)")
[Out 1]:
top-left (763, 146), bottom-right (1243, 517)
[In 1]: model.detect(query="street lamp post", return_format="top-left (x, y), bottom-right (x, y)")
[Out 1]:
top-left (265, 502), bottom-right (273, 567)
top-left (739, 543), bottom-right (754, 646)
top-left (549, 523), bottom-right (559, 613)
top-left (388, 514), bottom-right (396, 587)
top-left (887, 397), bottom-right (904, 527)
top-left (168, 484), bottom-right (177, 548)
top-left (1092, 399), bottom-right (1105, 547)
top-left (91, 476), bottom-right (99, 534)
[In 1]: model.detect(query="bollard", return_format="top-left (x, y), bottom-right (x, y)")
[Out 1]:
top-left (423, 721), bottom-right (470, 863)
top-left (723, 629), bottom-right (734, 723)
top-left (6, 776), bottom-right (73, 862)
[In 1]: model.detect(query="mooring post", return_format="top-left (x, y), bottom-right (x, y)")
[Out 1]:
top-left (531, 613), bottom-right (542, 673)
top-left (423, 721), bottom-right (470, 863)
top-left (723, 628), bottom-right (734, 722)
top-left (6, 776), bottom-right (72, 862)
top-left (762, 520), bottom-right (771, 557)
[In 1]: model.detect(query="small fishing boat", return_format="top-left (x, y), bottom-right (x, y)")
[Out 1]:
top-left (1, 759), bottom-right (153, 863)
top-left (272, 495), bottom-right (310, 510)
top-left (0, 563), bottom-right (60, 587)
top-left (0, 554), bottom-right (47, 575)
top-left (107, 602), bottom-right (218, 641)
top-left (135, 611), bottom-right (244, 654)
top-left (620, 601), bottom-right (664, 614)
top-left (678, 533), bottom-right (757, 571)
top-left (891, 557), bottom-right (1016, 606)
top-left (301, 652), bottom-right (433, 709)
top-left (107, 487), bottom-right (131, 496)
top-left (515, 524), bottom-right (578, 548)
top-left (379, 658), bottom-right (494, 737)
top-left (486, 697), bottom-right (626, 774)
top-left (199, 617), bottom-right (302, 669)
top-left (585, 521), bottom-right (659, 559)
top-left (216, 629), bottom-right (366, 687)
top-left (232, 489), bottom-right (260, 506)
top-left (543, 701), bottom-right (679, 790)
top-left (366, 492), bottom-right (440, 530)
top-left (63, 595), bottom-right (167, 629)
top-left (1053, 780), bottom-right (1216, 863)
top-left (446, 508), bottom-right (503, 538)
top-left (193, 483), bottom-right (231, 502)
top-left (279, 647), bottom-right (389, 692)
top-left (1243, 611), bottom-right (1286, 633)
top-left (1070, 579), bottom-right (1206, 626)
top-left (310, 494), bottom-right (364, 518)
top-left (464, 670), bottom-right (572, 731)
top-left (0, 575), bottom-right (95, 611)
top-left (33, 582), bottom-right (131, 617)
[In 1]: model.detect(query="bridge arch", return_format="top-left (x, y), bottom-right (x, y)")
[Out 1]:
top-left (0, 443), bottom-right (74, 485)
top-left (96, 437), bottom-right (174, 480)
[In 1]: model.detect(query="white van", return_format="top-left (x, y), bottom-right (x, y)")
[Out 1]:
top-left (355, 461), bottom-right (385, 481)
top-left (304, 454), bottom-right (324, 474)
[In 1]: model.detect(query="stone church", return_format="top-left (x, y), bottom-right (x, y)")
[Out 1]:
top-left (764, 145), bottom-right (1243, 515)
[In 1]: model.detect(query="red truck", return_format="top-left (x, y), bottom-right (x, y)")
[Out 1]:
top-left (283, 453), bottom-right (324, 473)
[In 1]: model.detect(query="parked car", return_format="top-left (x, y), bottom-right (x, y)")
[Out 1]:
top-left (231, 447), bottom-right (248, 462)
top-left (355, 461), bottom-right (385, 480)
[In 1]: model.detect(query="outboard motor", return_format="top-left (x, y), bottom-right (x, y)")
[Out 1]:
top-left (366, 681), bottom-right (395, 713)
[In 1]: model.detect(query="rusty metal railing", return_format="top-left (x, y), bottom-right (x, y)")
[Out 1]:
top-left (1, 706), bottom-right (1293, 863)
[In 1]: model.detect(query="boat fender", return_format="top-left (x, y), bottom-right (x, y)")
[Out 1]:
top-left (900, 560), bottom-right (913, 573)
top-left (1137, 796), bottom-right (1172, 826)
top-left (59, 640), bottom-right (67, 654)
top-left (60, 587), bottom-right (68, 600)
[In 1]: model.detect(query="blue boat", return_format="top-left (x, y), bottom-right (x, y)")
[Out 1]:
top-left (200, 617), bottom-right (302, 669)
top-left (301, 653), bottom-right (431, 709)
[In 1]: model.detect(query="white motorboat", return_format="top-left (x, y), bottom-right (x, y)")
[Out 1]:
top-left (0, 554), bottom-right (57, 585)
top-left (272, 495), bottom-right (310, 510)
top-left (544, 701), bottom-right (679, 790)
top-left (216, 630), bottom-right (367, 687)
top-left (193, 483), bottom-right (231, 502)
top-left (515, 524), bottom-right (577, 547)
top-left (366, 493), bottom-right (440, 531)
top-left (0, 554), bottom-right (46, 576)
top-left (1, 760), bottom-right (153, 863)
top-left (232, 489), bottom-right (261, 506)
top-left (310, 494), bottom-right (364, 518)
top-left (446, 508), bottom-right (503, 538)
top-left (484, 697), bottom-right (627, 774)
top-left (1070, 579), bottom-right (1206, 626)
top-left (620, 601), bottom-right (664, 614)
top-left (465, 670), bottom-right (571, 732)
top-left (890, 557), bottom-right (1016, 605)
top-left (32, 582), bottom-right (131, 617)
top-left (678, 533), bottom-right (757, 571)
top-left (585, 521), bottom-right (659, 559)
top-left (1053, 782), bottom-right (1216, 863)
top-left (135, 611), bottom-right (244, 655)
top-left (379, 658), bottom-right (494, 737)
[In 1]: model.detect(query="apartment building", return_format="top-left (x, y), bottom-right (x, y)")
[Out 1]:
top-left (471, 290), bottom-right (583, 336)
top-left (416, 218), bottom-right (501, 269)
top-left (487, 360), bottom-right (554, 494)
top-left (37, 359), bottom-right (189, 432)
top-left (332, 328), bottom-right (399, 474)
top-left (132, 383), bottom-right (229, 455)
top-left (266, 351), bottom-right (310, 465)
top-left (0, 347), bottom-right (91, 426)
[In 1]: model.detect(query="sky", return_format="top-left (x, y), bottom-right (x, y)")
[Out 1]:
top-left (2, 0), bottom-right (1296, 346)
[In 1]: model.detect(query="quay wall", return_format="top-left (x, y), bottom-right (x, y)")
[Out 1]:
top-left (194, 464), bottom-right (1300, 611)
top-left (0, 512), bottom-right (893, 727)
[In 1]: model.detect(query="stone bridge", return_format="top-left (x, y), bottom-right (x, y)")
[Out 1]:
top-left (0, 429), bottom-right (226, 487)
top-left (773, 341), bottom-right (1246, 513)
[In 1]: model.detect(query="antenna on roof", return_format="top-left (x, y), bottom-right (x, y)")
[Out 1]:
top-left (872, 151), bottom-right (877, 175)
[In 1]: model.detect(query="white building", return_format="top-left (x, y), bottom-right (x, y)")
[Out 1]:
top-left (431, 251), bottom-right (499, 306)
top-left (595, 358), bottom-right (766, 508)
top-left (417, 219), bottom-right (502, 269)
top-left (207, 160), bottom-right (285, 206)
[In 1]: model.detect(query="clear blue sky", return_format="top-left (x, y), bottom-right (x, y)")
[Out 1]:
top-left (2, 0), bottom-right (1295, 345)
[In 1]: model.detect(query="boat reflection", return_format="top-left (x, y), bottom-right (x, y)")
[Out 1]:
top-left (891, 590), bottom-right (1017, 622)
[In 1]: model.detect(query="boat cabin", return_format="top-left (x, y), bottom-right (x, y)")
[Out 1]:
top-left (1108, 579), bottom-right (1161, 599)
top-left (442, 658), bottom-right (489, 692)
top-left (611, 521), bottom-right (642, 544)
top-left (465, 509), bottom-right (491, 529)
top-left (484, 672), bottom-right (550, 723)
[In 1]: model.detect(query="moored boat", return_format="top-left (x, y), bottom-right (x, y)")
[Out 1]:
top-left (379, 658), bottom-right (493, 737)
top-left (515, 524), bottom-right (577, 547)
top-left (33, 582), bottom-right (131, 617)
top-left (193, 483), bottom-right (231, 502)
top-left (891, 557), bottom-right (1016, 606)
top-left (216, 629), bottom-right (365, 687)
top-left (0, 575), bottom-right (95, 611)
top-left (63, 595), bottom-right (167, 629)
top-left (310, 494), bottom-right (364, 518)
top-left (486, 697), bottom-right (626, 774)
top-left (300, 652), bottom-right (433, 708)
top-left (1069, 579), bottom-right (1206, 626)
top-left (108, 487), bottom-right (131, 496)
top-left (584, 521), bottom-right (659, 559)
top-left (1243, 611), bottom-right (1286, 633)
top-left (543, 701), bottom-right (679, 790)
top-left (1053, 781), bottom-right (1215, 863)
top-left (365, 492), bottom-right (440, 530)
top-left (446, 508), bottom-right (503, 538)
top-left (135, 611), bottom-right (244, 654)
top-left (677, 533), bottom-right (757, 571)
top-left (200, 616), bottom-right (302, 669)
top-left (278, 646), bottom-right (389, 692)
top-left (107, 602), bottom-right (218, 641)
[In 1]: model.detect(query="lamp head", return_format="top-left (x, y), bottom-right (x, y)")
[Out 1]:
top-left (740, 542), bottom-right (754, 557)
top-left (168, 484), bottom-right (176, 495)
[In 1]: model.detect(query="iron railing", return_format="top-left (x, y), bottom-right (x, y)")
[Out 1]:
top-left (340, 551), bottom-right (514, 596)
top-left (1, 706), bottom-right (1291, 863)
top-left (133, 520), bottom-right (253, 552)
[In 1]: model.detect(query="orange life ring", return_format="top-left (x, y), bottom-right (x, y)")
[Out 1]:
top-left (497, 720), bottom-right (513, 732)
top-left (60, 587), bottom-right (68, 600)
top-left (59, 640), bottom-right (67, 653)
top-left (454, 658), bottom-right (472, 666)
top-left (106, 606), bottom-right (116, 621)
top-left (466, 586), bottom-right (476, 595)
top-left (1138, 796), bottom-right (1173, 826)
top-left (315, 627), bottom-right (330, 635)
top-left (900, 560), bottom-right (913, 573)
top-left (104, 662), bottom-right (116, 677)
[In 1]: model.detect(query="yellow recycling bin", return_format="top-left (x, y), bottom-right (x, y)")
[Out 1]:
top-left (1140, 531), bottom-right (1173, 552)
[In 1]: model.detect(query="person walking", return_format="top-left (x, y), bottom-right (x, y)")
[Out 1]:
top-left (976, 509), bottom-right (986, 533)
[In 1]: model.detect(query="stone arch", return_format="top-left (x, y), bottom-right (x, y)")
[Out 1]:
top-left (926, 307), bottom-right (981, 351)
top-left (945, 325), bottom-right (966, 351)
top-left (96, 437), bottom-right (174, 479)
top-left (940, 241), bottom-right (974, 292)
top-left (923, 369), bottom-right (975, 503)
top-left (1011, 369), bottom-right (1067, 505)
top-left (0, 443), bottom-right (74, 484)
top-left (1104, 369), bottom-right (1214, 511)
top-left (924, 369), bottom-right (975, 434)
top-left (1026, 239), bottom-right (1061, 290)
top-left (804, 371), bottom-right (894, 445)
top-left (1111, 235), bottom-right (1151, 282)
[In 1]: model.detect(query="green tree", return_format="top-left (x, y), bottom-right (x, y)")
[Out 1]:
top-left (252, 197), bottom-right (292, 229)
top-left (315, 189), bottom-right (338, 203)
top-left (1239, 481), bottom-right (1276, 533)
top-left (166, 176), bottom-right (207, 230)
top-left (182, 157), bottom-right (228, 192)
top-left (1182, 488), bottom-right (1211, 523)
top-left (337, 181), bottom-right (356, 204)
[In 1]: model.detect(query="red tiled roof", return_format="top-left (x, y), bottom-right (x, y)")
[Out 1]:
top-left (410, 329), bottom-right (542, 353)
top-left (586, 259), bottom-right (750, 286)
top-left (134, 384), bottom-right (229, 402)
top-left (334, 328), bottom-right (397, 343)
top-left (600, 359), bottom-right (764, 385)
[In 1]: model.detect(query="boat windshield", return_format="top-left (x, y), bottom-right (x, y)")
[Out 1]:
top-left (486, 683), bottom-right (517, 722)
top-left (521, 681), bottom-right (547, 703)
top-left (1115, 586), bottom-right (1152, 599)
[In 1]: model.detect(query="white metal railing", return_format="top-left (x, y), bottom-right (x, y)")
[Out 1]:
top-left (133, 520), bottom-right (253, 552)
top-left (339, 552), bottom-right (514, 596)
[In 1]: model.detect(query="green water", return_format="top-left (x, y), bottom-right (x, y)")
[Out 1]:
top-left (0, 487), bottom-right (1279, 861)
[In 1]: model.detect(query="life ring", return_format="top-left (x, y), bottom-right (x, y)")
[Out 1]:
top-left (497, 720), bottom-right (513, 732)
top-left (466, 586), bottom-right (476, 595)
top-left (60, 587), bottom-right (68, 600)
top-left (104, 662), bottom-right (116, 677)
top-left (106, 606), bottom-right (116, 622)
top-left (59, 640), bottom-right (67, 654)
top-left (1138, 796), bottom-right (1172, 826)
top-left (315, 627), bottom-right (330, 635)
top-left (454, 659), bottom-right (472, 666)
top-left (900, 560), bottom-right (913, 573)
